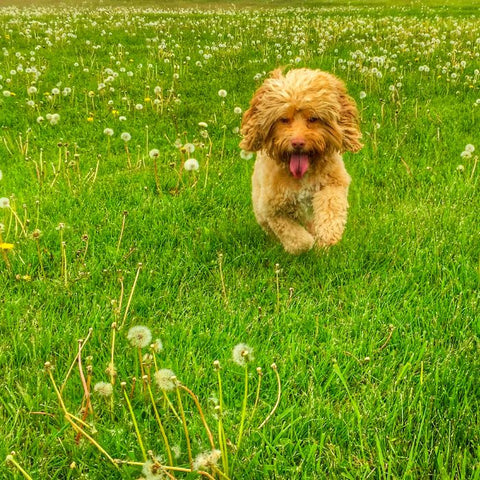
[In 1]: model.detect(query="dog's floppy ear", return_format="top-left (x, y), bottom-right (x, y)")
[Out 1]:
top-left (239, 86), bottom-right (267, 152)
top-left (337, 90), bottom-right (363, 153)
top-left (239, 69), bottom-right (284, 152)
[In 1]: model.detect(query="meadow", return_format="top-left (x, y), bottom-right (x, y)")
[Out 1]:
top-left (0, 1), bottom-right (479, 479)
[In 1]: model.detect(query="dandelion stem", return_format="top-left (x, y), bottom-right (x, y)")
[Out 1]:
top-left (218, 253), bottom-right (228, 306)
top-left (35, 238), bottom-right (45, 279)
top-left (162, 390), bottom-right (182, 423)
top-left (75, 339), bottom-right (93, 443)
top-left (9, 207), bottom-right (27, 237)
top-left (60, 328), bottom-right (93, 394)
top-left (203, 134), bottom-right (213, 189)
top-left (109, 322), bottom-right (117, 415)
top-left (175, 386), bottom-right (193, 470)
top-left (274, 263), bottom-right (281, 314)
top-left (153, 158), bottom-right (161, 194)
top-left (65, 415), bottom-right (119, 469)
top-left (179, 384), bottom-right (215, 450)
top-left (122, 384), bottom-right (148, 462)
top-left (251, 367), bottom-right (263, 419)
top-left (215, 362), bottom-right (229, 476)
top-left (119, 262), bottom-right (142, 330)
top-left (258, 363), bottom-right (281, 429)
top-left (236, 365), bottom-right (249, 452)
top-left (125, 143), bottom-right (132, 168)
top-left (212, 465), bottom-right (233, 480)
top-left (116, 210), bottom-right (128, 254)
top-left (146, 382), bottom-right (173, 466)
top-left (5, 454), bottom-right (33, 480)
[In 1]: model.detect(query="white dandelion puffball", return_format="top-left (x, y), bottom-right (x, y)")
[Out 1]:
top-left (184, 158), bottom-right (199, 171)
top-left (0, 197), bottom-right (10, 208)
top-left (218, 89), bottom-right (227, 98)
top-left (234, 106), bottom-right (242, 115)
top-left (240, 150), bottom-right (253, 160)
top-left (464, 144), bottom-right (475, 153)
top-left (232, 343), bottom-right (254, 366)
top-left (154, 368), bottom-right (177, 391)
top-left (94, 382), bottom-right (113, 397)
top-left (183, 143), bottom-right (195, 153)
top-left (120, 132), bottom-right (131, 142)
top-left (152, 338), bottom-right (163, 353)
top-left (127, 325), bottom-right (152, 348)
top-left (49, 113), bottom-right (60, 125)
top-left (359, 91), bottom-right (367, 99)
top-left (103, 128), bottom-right (114, 136)
top-left (149, 148), bottom-right (160, 158)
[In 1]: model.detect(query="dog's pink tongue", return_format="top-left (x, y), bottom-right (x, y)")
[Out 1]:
top-left (289, 154), bottom-right (309, 179)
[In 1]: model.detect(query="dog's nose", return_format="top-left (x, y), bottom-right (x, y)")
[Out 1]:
top-left (291, 138), bottom-right (306, 149)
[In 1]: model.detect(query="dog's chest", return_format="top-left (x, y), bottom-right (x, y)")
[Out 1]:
top-left (291, 184), bottom-right (320, 220)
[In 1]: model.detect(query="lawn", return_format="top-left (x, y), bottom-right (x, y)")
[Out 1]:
top-left (0, 1), bottom-right (479, 479)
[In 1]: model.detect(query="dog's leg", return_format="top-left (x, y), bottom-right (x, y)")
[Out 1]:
top-left (312, 185), bottom-right (349, 247)
top-left (267, 215), bottom-right (314, 254)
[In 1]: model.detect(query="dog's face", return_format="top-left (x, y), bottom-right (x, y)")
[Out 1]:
top-left (240, 68), bottom-right (362, 178)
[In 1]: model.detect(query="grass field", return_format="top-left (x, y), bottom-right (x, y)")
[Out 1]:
top-left (0, 2), bottom-right (479, 479)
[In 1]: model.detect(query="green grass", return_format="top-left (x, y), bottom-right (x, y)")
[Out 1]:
top-left (0, 2), bottom-right (479, 479)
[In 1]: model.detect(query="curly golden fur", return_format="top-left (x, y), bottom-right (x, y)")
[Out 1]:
top-left (240, 68), bottom-right (362, 254)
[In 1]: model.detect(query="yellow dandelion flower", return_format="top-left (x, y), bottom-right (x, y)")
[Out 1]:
top-left (87, 116), bottom-right (94, 122)
top-left (111, 109), bottom-right (119, 116)
top-left (144, 97), bottom-right (151, 102)
top-left (0, 243), bottom-right (14, 250)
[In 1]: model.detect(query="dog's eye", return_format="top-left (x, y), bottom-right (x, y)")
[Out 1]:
top-left (279, 118), bottom-right (290, 124)
top-left (307, 117), bottom-right (320, 123)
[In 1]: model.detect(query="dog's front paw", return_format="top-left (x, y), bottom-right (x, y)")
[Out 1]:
top-left (281, 230), bottom-right (315, 255)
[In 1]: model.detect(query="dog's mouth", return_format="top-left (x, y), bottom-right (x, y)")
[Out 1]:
top-left (289, 153), bottom-right (310, 179)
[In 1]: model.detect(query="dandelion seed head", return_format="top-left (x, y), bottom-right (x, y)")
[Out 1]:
top-left (154, 368), bottom-right (177, 391)
top-left (94, 381), bottom-right (113, 397)
top-left (142, 456), bottom-right (166, 480)
top-left (240, 150), bottom-right (253, 160)
top-left (464, 144), bottom-right (475, 153)
top-left (184, 158), bottom-right (199, 171)
top-left (151, 338), bottom-right (163, 352)
top-left (149, 149), bottom-right (160, 158)
top-left (120, 132), bottom-right (131, 142)
top-left (232, 343), bottom-right (254, 366)
top-left (183, 143), bottom-right (195, 153)
top-left (218, 89), bottom-right (227, 98)
top-left (127, 325), bottom-right (152, 348)
top-left (103, 128), bottom-right (114, 136)
top-left (0, 197), bottom-right (10, 208)
top-left (234, 106), bottom-right (242, 115)
top-left (193, 449), bottom-right (222, 471)
top-left (359, 91), bottom-right (367, 99)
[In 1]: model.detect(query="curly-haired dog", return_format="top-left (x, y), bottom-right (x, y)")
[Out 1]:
top-left (240, 68), bottom-right (362, 254)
